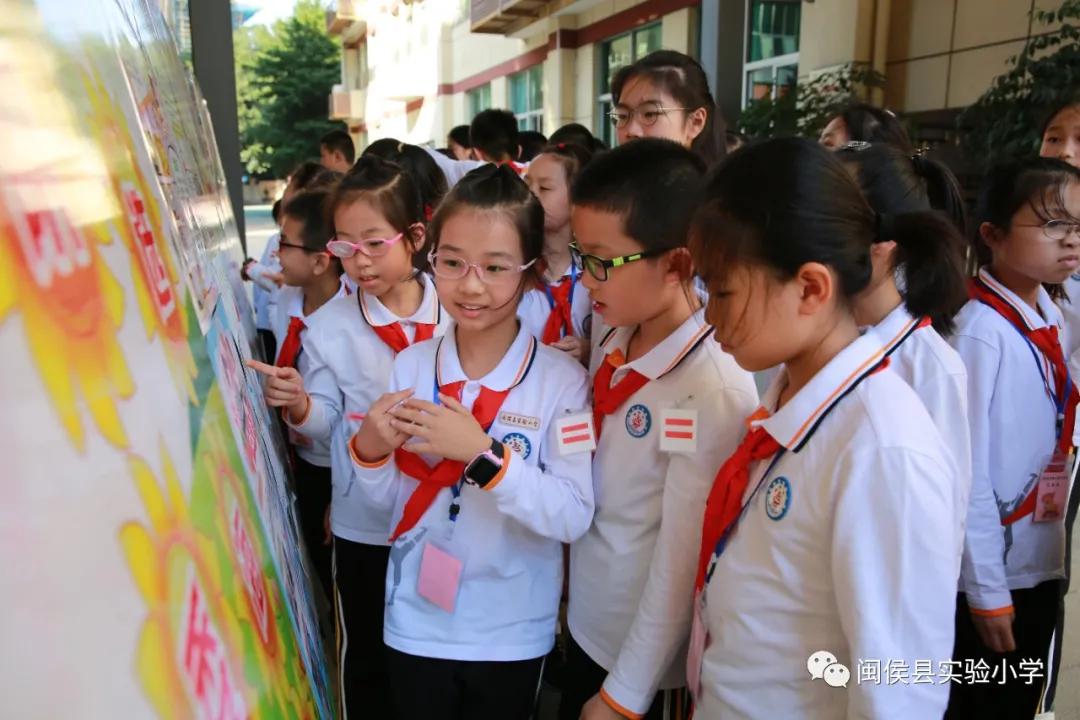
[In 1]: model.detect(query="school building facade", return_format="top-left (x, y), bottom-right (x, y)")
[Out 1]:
top-left (326, 0), bottom-right (1062, 150)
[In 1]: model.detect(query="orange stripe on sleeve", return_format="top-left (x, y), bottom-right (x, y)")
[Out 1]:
top-left (970, 605), bottom-right (1014, 618)
top-left (600, 688), bottom-right (644, 720)
top-left (348, 433), bottom-right (391, 469)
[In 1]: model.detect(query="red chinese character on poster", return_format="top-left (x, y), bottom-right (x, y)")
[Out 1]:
top-left (178, 573), bottom-right (247, 720)
top-left (231, 506), bottom-right (271, 645)
top-left (122, 183), bottom-right (176, 322)
top-left (18, 208), bottom-right (91, 290)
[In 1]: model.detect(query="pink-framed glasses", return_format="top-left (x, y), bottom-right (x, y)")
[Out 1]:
top-left (327, 232), bottom-right (405, 258)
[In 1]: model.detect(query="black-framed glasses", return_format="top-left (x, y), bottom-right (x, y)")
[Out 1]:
top-left (608, 102), bottom-right (688, 128)
top-left (278, 239), bottom-right (321, 253)
top-left (1015, 219), bottom-right (1080, 242)
top-left (569, 242), bottom-right (666, 282)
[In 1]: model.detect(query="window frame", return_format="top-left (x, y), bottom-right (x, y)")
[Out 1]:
top-left (509, 65), bottom-right (544, 133)
top-left (595, 22), bottom-right (663, 147)
top-left (740, 0), bottom-right (800, 108)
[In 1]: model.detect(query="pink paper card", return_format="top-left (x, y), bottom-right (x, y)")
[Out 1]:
top-left (417, 542), bottom-right (463, 613)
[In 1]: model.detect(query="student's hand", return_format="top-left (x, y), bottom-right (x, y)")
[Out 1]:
top-left (580, 694), bottom-right (623, 720)
top-left (352, 389), bottom-right (414, 462)
top-left (265, 271), bottom-right (285, 287)
top-left (553, 335), bottom-right (589, 365)
top-left (246, 360), bottom-right (309, 418)
top-left (389, 394), bottom-right (491, 463)
top-left (323, 506), bottom-right (332, 546)
top-left (972, 611), bottom-right (1016, 653)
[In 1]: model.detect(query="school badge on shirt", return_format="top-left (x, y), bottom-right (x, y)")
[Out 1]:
top-left (502, 432), bottom-right (532, 460)
top-left (765, 477), bottom-right (792, 520)
top-left (625, 404), bottom-right (652, 438)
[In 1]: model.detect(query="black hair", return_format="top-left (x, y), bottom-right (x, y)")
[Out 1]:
top-left (518, 130), bottom-right (548, 162)
top-left (537, 142), bottom-right (594, 184)
top-left (283, 189), bottom-right (332, 251)
top-left (836, 143), bottom-right (968, 334)
top-left (320, 129), bottom-right (356, 165)
top-left (835, 103), bottom-right (912, 154)
top-left (361, 137), bottom-right (404, 160)
top-left (972, 157), bottom-right (1080, 301)
top-left (287, 161), bottom-right (330, 193)
top-left (271, 198), bottom-right (282, 224)
top-left (1040, 92), bottom-right (1080, 138)
top-left (327, 155), bottom-right (428, 268)
top-left (437, 147), bottom-right (456, 159)
top-left (470, 109), bottom-right (520, 163)
top-left (354, 141), bottom-right (448, 221)
top-left (571, 137), bottom-right (706, 255)
top-left (611, 50), bottom-right (726, 167)
top-left (549, 122), bottom-right (606, 153)
top-left (282, 189), bottom-right (342, 276)
top-left (691, 138), bottom-right (960, 318)
top-left (448, 125), bottom-right (472, 149)
top-left (428, 164), bottom-right (545, 276)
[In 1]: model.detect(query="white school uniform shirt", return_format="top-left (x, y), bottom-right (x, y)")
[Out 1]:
top-left (517, 269), bottom-right (592, 344)
top-left (1062, 275), bottom-right (1080, 417)
top-left (422, 146), bottom-right (489, 187)
top-left (950, 268), bottom-right (1071, 612)
top-left (349, 323), bottom-right (594, 661)
top-left (287, 273), bottom-right (449, 544)
top-left (569, 309), bottom-right (758, 716)
top-left (271, 280), bottom-right (353, 467)
top-left (871, 303), bottom-right (972, 529)
top-left (249, 231), bottom-right (282, 332)
top-left (698, 332), bottom-right (961, 720)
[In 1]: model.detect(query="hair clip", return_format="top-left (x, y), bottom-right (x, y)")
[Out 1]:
top-left (424, 204), bottom-right (434, 222)
top-left (841, 141), bottom-right (872, 152)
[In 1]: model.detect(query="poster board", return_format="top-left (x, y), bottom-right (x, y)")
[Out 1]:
top-left (0, 1), bottom-right (331, 717)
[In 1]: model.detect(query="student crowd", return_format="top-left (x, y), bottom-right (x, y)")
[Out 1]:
top-left (239, 49), bottom-right (1080, 720)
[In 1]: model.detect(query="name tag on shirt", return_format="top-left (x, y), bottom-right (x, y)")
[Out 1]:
top-left (660, 409), bottom-right (698, 453)
top-left (1035, 450), bottom-right (1072, 523)
top-left (499, 411), bottom-right (541, 431)
top-left (556, 413), bottom-right (596, 455)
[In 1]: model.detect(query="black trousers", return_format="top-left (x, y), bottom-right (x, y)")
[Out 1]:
top-left (333, 537), bottom-right (393, 719)
top-left (557, 633), bottom-right (687, 720)
top-left (292, 455), bottom-right (332, 600)
top-left (385, 646), bottom-right (545, 720)
top-left (945, 580), bottom-right (1061, 720)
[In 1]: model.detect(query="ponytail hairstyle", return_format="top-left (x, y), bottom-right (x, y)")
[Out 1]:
top-left (428, 163), bottom-right (545, 286)
top-left (691, 138), bottom-right (965, 334)
top-left (972, 157), bottom-right (1080, 302)
top-left (326, 155), bottom-right (428, 269)
top-left (537, 142), bottom-right (595, 186)
top-left (835, 103), bottom-right (913, 154)
top-left (836, 142), bottom-right (968, 334)
top-left (358, 141), bottom-right (448, 222)
top-left (611, 50), bottom-right (726, 167)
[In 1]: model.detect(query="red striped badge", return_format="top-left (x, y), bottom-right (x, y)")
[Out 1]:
top-left (660, 409), bottom-right (698, 453)
top-left (556, 413), bottom-right (596, 455)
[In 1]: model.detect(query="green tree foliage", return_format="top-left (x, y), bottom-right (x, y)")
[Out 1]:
top-left (737, 63), bottom-right (886, 140)
top-left (235, 0), bottom-right (346, 178)
top-left (958, 0), bottom-right (1080, 170)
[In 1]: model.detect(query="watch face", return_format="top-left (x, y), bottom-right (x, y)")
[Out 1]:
top-left (466, 455), bottom-right (500, 487)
